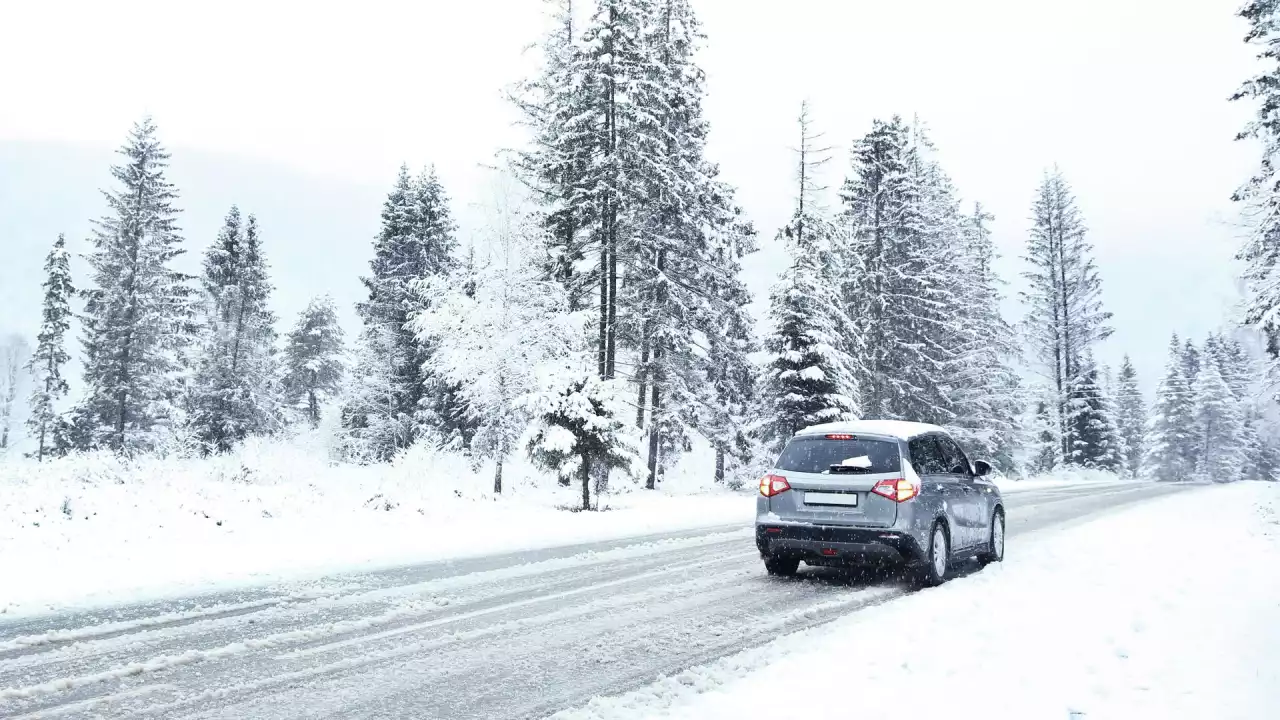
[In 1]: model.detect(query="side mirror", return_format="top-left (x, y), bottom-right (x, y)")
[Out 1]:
top-left (973, 460), bottom-right (993, 477)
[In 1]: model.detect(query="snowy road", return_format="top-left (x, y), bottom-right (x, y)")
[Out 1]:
top-left (0, 481), bottom-right (1188, 719)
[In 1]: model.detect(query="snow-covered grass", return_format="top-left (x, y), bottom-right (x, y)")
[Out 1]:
top-left (0, 433), bottom-right (752, 620)
top-left (555, 481), bottom-right (1280, 720)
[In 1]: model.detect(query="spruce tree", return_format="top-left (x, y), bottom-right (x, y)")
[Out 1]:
top-left (1144, 335), bottom-right (1198, 481)
top-left (345, 165), bottom-right (461, 460)
top-left (757, 232), bottom-right (858, 450)
top-left (187, 209), bottom-right (280, 454)
top-left (1068, 355), bottom-right (1124, 471)
top-left (1114, 355), bottom-right (1146, 476)
top-left (281, 295), bottom-right (345, 428)
top-left (24, 234), bottom-right (76, 460)
top-left (1021, 169), bottom-right (1112, 467)
top-left (839, 117), bottom-right (986, 429)
top-left (1181, 339), bottom-right (1201, 386)
top-left (75, 118), bottom-right (194, 453)
top-left (756, 104), bottom-right (858, 450)
top-left (947, 202), bottom-right (1022, 471)
top-left (1192, 362), bottom-right (1244, 482)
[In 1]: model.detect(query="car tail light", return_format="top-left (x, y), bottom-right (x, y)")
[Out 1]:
top-left (759, 474), bottom-right (791, 497)
top-left (825, 433), bottom-right (855, 440)
top-left (871, 477), bottom-right (918, 502)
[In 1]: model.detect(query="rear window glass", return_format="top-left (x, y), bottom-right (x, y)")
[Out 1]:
top-left (774, 436), bottom-right (902, 474)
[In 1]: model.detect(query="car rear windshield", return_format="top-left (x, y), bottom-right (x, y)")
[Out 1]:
top-left (774, 436), bottom-right (902, 474)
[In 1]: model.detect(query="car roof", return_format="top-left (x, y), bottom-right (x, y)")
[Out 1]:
top-left (794, 420), bottom-right (945, 441)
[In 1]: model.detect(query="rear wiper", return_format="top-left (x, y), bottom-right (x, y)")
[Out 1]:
top-left (828, 465), bottom-right (871, 474)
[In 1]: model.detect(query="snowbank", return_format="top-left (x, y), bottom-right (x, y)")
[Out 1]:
top-left (554, 481), bottom-right (1280, 720)
top-left (0, 435), bottom-right (752, 619)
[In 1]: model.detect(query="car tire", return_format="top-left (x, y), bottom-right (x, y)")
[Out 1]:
top-left (764, 556), bottom-right (800, 577)
top-left (979, 508), bottom-right (1005, 566)
top-left (911, 521), bottom-right (950, 587)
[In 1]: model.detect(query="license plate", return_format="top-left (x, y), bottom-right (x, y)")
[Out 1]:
top-left (804, 491), bottom-right (859, 507)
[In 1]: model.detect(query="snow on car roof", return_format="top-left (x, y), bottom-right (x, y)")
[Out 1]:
top-left (795, 419), bottom-right (944, 441)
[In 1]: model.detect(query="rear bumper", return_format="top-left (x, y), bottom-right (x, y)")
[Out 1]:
top-left (755, 523), bottom-right (925, 566)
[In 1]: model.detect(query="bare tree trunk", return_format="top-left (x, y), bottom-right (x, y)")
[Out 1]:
top-left (634, 329), bottom-right (649, 428)
top-left (580, 453), bottom-right (592, 510)
top-left (646, 361), bottom-right (661, 490)
top-left (494, 458), bottom-right (503, 495)
top-left (714, 446), bottom-right (726, 484)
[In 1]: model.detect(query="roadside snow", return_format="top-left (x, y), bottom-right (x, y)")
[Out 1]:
top-left (556, 482), bottom-right (1280, 720)
top-left (0, 437), bottom-right (752, 619)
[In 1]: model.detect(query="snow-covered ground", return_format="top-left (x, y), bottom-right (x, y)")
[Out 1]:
top-left (0, 430), bottom-right (1150, 624)
top-left (556, 481), bottom-right (1280, 720)
top-left (0, 436), bottom-right (752, 619)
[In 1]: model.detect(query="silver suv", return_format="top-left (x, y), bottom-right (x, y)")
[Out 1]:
top-left (755, 420), bottom-right (1005, 585)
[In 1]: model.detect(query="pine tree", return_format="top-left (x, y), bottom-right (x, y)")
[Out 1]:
top-left (1192, 362), bottom-right (1244, 482)
top-left (1114, 355), bottom-right (1146, 476)
top-left (947, 202), bottom-right (1022, 471)
top-left (75, 118), bottom-right (194, 453)
top-left (840, 117), bottom-right (982, 428)
top-left (345, 165), bottom-right (460, 460)
top-left (281, 295), bottom-right (345, 428)
top-left (527, 372), bottom-right (639, 510)
top-left (1144, 335), bottom-right (1198, 481)
top-left (756, 105), bottom-right (858, 450)
top-left (757, 234), bottom-right (858, 449)
top-left (1181, 339), bottom-right (1201, 386)
top-left (1233, 0), bottom-right (1280, 360)
top-left (1068, 354), bottom-right (1124, 471)
top-left (186, 209), bottom-right (280, 453)
top-left (1021, 169), bottom-right (1112, 467)
top-left (0, 336), bottom-right (30, 452)
top-left (24, 235), bottom-right (76, 460)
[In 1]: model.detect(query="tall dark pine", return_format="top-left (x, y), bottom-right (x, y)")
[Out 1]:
top-left (345, 165), bottom-right (461, 460)
top-left (282, 295), bottom-right (345, 428)
top-left (76, 118), bottom-right (193, 453)
top-left (187, 208), bottom-right (279, 453)
top-left (1021, 169), bottom-right (1112, 467)
top-left (25, 234), bottom-right (76, 460)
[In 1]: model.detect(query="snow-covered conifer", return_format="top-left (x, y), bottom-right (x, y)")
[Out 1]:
top-left (345, 165), bottom-right (461, 460)
top-left (24, 234), bottom-right (75, 460)
top-left (1144, 335), bottom-right (1198, 481)
top-left (1192, 361), bottom-right (1244, 482)
top-left (1114, 355), bottom-right (1146, 476)
top-left (526, 372), bottom-right (639, 510)
top-left (75, 118), bottom-right (194, 453)
top-left (1020, 169), bottom-right (1112, 467)
top-left (281, 295), bottom-right (345, 428)
top-left (1068, 355), bottom-right (1124, 471)
top-left (187, 209), bottom-right (280, 454)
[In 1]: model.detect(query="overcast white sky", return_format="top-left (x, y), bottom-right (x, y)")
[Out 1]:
top-left (0, 0), bottom-right (1261, 396)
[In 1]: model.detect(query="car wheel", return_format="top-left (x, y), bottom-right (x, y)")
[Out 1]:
top-left (979, 508), bottom-right (1005, 566)
top-left (764, 556), bottom-right (800, 577)
top-left (912, 521), bottom-right (950, 587)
